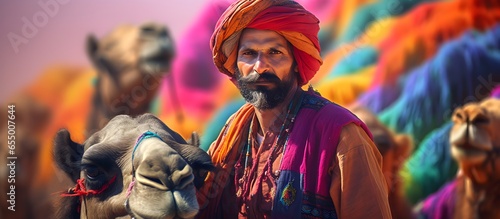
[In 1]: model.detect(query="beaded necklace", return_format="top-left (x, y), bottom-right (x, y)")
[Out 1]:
top-left (236, 90), bottom-right (304, 198)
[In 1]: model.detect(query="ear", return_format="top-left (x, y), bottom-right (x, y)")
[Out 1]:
top-left (393, 134), bottom-right (414, 166)
top-left (173, 142), bottom-right (214, 189)
top-left (86, 34), bottom-right (99, 64)
top-left (187, 132), bottom-right (200, 147)
top-left (55, 194), bottom-right (80, 219)
top-left (53, 129), bottom-right (84, 182)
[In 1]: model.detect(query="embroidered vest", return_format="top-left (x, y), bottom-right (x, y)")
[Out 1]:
top-left (272, 92), bottom-right (372, 219)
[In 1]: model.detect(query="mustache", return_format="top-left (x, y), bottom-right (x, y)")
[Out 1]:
top-left (238, 72), bottom-right (281, 84)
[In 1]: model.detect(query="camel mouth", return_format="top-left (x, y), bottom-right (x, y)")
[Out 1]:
top-left (140, 41), bottom-right (174, 75)
top-left (451, 143), bottom-right (488, 164)
top-left (126, 182), bottom-right (199, 219)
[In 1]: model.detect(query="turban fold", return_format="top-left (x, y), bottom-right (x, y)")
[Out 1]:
top-left (211, 0), bottom-right (322, 85)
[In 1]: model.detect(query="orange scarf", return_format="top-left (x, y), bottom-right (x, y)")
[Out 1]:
top-left (196, 103), bottom-right (254, 215)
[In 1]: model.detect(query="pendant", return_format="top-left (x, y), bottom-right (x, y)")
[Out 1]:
top-left (236, 187), bottom-right (242, 197)
top-left (270, 187), bottom-right (276, 198)
top-left (274, 170), bottom-right (281, 178)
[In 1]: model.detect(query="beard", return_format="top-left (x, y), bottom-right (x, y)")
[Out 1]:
top-left (235, 69), bottom-right (296, 110)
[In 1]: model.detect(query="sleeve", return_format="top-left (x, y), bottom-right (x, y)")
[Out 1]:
top-left (329, 123), bottom-right (392, 219)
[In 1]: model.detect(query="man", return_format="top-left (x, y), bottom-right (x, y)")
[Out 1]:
top-left (197, 0), bottom-right (392, 218)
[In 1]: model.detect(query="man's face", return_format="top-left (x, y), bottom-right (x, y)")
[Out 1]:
top-left (235, 29), bottom-right (297, 110)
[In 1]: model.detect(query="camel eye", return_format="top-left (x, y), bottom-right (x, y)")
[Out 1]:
top-left (453, 111), bottom-right (463, 120)
top-left (85, 166), bottom-right (102, 180)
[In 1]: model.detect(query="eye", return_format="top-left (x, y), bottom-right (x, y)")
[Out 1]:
top-left (269, 49), bottom-right (282, 54)
top-left (241, 50), bottom-right (256, 56)
top-left (97, 56), bottom-right (119, 74)
top-left (85, 165), bottom-right (102, 180)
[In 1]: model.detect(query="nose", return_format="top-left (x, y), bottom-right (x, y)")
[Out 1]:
top-left (452, 107), bottom-right (490, 125)
top-left (253, 54), bottom-right (270, 74)
top-left (140, 23), bottom-right (168, 38)
top-left (135, 140), bottom-right (194, 190)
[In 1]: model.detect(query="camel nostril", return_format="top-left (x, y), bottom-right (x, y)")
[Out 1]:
top-left (157, 28), bottom-right (167, 38)
top-left (171, 165), bottom-right (194, 189)
top-left (470, 113), bottom-right (489, 125)
top-left (140, 25), bottom-right (157, 35)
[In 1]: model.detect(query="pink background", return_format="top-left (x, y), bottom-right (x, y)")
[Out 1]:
top-left (0, 0), bottom-right (208, 103)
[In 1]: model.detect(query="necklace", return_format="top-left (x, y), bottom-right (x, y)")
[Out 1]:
top-left (236, 90), bottom-right (304, 198)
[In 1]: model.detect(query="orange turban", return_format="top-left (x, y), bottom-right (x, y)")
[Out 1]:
top-left (211, 0), bottom-right (322, 85)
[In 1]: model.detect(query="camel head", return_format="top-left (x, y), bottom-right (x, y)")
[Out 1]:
top-left (53, 114), bottom-right (213, 219)
top-left (87, 22), bottom-right (174, 122)
top-left (349, 105), bottom-right (413, 191)
top-left (350, 105), bottom-right (415, 219)
top-left (450, 98), bottom-right (500, 185)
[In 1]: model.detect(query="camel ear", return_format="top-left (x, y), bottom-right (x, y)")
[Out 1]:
top-left (187, 132), bottom-right (200, 147)
top-left (53, 129), bottom-right (84, 182)
top-left (86, 34), bottom-right (99, 63)
top-left (393, 134), bottom-right (414, 166)
top-left (173, 142), bottom-right (214, 189)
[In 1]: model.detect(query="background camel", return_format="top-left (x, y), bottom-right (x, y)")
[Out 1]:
top-left (86, 22), bottom-right (175, 136)
top-left (416, 97), bottom-right (500, 218)
top-left (349, 105), bottom-right (415, 219)
top-left (53, 113), bottom-right (214, 219)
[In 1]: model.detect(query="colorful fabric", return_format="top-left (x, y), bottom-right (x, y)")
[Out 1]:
top-left (327, 46), bottom-right (377, 80)
top-left (416, 179), bottom-right (458, 219)
top-left (156, 0), bottom-right (239, 139)
top-left (200, 98), bottom-right (245, 151)
top-left (378, 25), bottom-right (500, 146)
top-left (401, 122), bottom-right (458, 204)
top-left (492, 86), bottom-right (500, 98)
top-left (315, 66), bottom-right (375, 107)
top-left (316, 0), bottom-right (375, 54)
top-left (196, 90), bottom-right (389, 218)
top-left (372, 0), bottom-right (500, 87)
top-left (356, 84), bottom-right (401, 114)
top-left (337, 0), bottom-right (432, 47)
top-left (313, 17), bottom-right (395, 85)
top-left (211, 0), bottom-right (322, 85)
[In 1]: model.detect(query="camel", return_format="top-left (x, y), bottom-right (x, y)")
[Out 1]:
top-left (416, 98), bottom-right (500, 218)
top-left (53, 114), bottom-right (214, 219)
top-left (0, 22), bottom-right (175, 219)
top-left (86, 22), bottom-right (175, 136)
top-left (349, 105), bottom-right (415, 219)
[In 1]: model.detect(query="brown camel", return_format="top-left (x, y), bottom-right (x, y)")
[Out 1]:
top-left (53, 114), bottom-right (214, 219)
top-left (349, 105), bottom-right (415, 219)
top-left (86, 22), bottom-right (175, 136)
top-left (416, 97), bottom-right (500, 218)
top-left (0, 22), bottom-right (175, 219)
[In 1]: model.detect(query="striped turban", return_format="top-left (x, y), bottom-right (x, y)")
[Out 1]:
top-left (211, 0), bottom-right (322, 86)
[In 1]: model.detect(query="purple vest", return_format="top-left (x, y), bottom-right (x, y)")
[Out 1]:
top-left (272, 91), bottom-right (372, 219)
